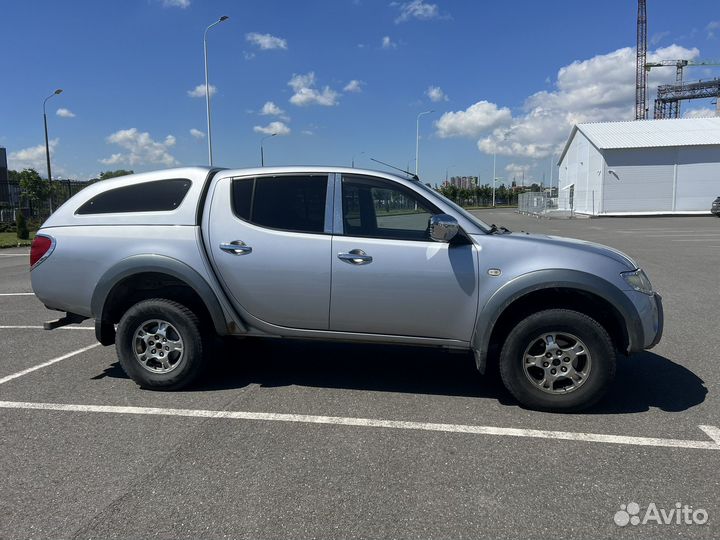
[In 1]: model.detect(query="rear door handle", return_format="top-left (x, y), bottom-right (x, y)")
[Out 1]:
top-left (337, 249), bottom-right (372, 265)
top-left (220, 240), bottom-right (253, 256)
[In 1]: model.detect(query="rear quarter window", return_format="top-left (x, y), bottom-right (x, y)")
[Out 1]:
top-left (75, 179), bottom-right (192, 215)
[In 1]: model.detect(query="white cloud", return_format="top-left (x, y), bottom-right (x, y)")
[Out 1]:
top-left (259, 101), bottom-right (290, 121)
top-left (464, 44), bottom-right (700, 159)
top-left (253, 121), bottom-right (291, 136)
top-left (344, 80), bottom-right (364, 93)
top-left (243, 51), bottom-right (256, 61)
top-left (436, 101), bottom-right (512, 138)
top-left (246, 32), bottom-right (288, 50)
top-left (683, 107), bottom-right (717, 118)
top-left (381, 36), bottom-right (397, 49)
top-left (426, 85), bottom-right (448, 102)
top-left (190, 128), bottom-right (205, 139)
top-left (187, 84), bottom-right (217, 98)
top-left (161, 0), bottom-right (189, 8)
top-left (100, 153), bottom-right (124, 165)
top-left (288, 72), bottom-right (339, 107)
top-left (301, 130), bottom-right (314, 136)
top-left (260, 101), bottom-right (285, 116)
top-left (394, 0), bottom-right (442, 23)
top-left (8, 139), bottom-right (59, 174)
top-left (505, 163), bottom-right (531, 176)
top-left (56, 108), bottom-right (75, 118)
top-left (707, 21), bottom-right (720, 39)
top-left (100, 128), bottom-right (178, 166)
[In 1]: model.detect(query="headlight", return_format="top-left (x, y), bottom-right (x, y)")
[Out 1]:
top-left (621, 268), bottom-right (653, 295)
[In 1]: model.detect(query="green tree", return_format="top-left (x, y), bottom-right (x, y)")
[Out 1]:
top-left (16, 211), bottom-right (29, 240)
top-left (98, 169), bottom-right (134, 181)
top-left (458, 188), bottom-right (472, 206)
top-left (18, 168), bottom-right (50, 210)
top-left (50, 180), bottom-right (73, 208)
top-left (438, 183), bottom-right (459, 202)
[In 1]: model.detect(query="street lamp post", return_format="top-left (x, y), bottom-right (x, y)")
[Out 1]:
top-left (260, 133), bottom-right (277, 166)
top-left (445, 164), bottom-right (457, 183)
top-left (43, 88), bottom-right (62, 213)
top-left (492, 151), bottom-right (496, 207)
top-left (415, 110), bottom-right (434, 176)
top-left (491, 127), bottom-right (517, 207)
top-left (203, 15), bottom-right (229, 167)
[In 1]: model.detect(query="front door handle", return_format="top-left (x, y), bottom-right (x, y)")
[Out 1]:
top-left (220, 240), bottom-right (253, 256)
top-left (338, 249), bottom-right (372, 265)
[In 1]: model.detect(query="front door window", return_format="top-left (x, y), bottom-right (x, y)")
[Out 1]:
top-left (341, 176), bottom-right (436, 241)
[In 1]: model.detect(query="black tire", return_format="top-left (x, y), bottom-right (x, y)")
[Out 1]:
top-left (499, 309), bottom-right (616, 412)
top-left (116, 298), bottom-right (206, 390)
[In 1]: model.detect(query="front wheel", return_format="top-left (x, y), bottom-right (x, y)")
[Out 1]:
top-left (499, 309), bottom-right (616, 412)
top-left (116, 298), bottom-right (207, 390)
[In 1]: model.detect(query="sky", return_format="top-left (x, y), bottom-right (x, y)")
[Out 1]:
top-left (2, 0), bottom-right (720, 186)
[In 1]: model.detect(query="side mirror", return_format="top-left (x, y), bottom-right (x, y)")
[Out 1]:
top-left (429, 214), bottom-right (459, 243)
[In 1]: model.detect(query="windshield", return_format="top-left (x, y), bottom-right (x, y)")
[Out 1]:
top-left (415, 182), bottom-right (492, 233)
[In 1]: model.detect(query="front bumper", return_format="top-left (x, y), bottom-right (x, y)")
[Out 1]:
top-left (646, 292), bottom-right (663, 349)
top-left (625, 290), bottom-right (663, 351)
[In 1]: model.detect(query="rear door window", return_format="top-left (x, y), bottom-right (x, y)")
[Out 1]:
top-left (231, 175), bottom-right (328, 234)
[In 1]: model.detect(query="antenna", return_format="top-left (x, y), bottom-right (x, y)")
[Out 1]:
top-left (369, 158), bottom-right (420, 180)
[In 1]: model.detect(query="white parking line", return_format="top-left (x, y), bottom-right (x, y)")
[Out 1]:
top-left (670, 239), bottom-right (720, 242)
top-left (0, 292), bottom-right (35, 296)
top-left (699, 425), bottom-right (720, 445)
top-left (0, 344), bottom-right (100, 385)
top-left (641, 234), bottom-right (720, 238)
top-left (0, 325), bottom-right (93, 330)
top-left (0, 399), bottom-right (717, 451)
top-left (0, 254), bottom-right (28, 257)
top-left (615, 227), bottom-right (707, 234)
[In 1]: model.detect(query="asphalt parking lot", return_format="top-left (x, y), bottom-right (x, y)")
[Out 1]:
top-left (1, 210), bottom-right (719, 539)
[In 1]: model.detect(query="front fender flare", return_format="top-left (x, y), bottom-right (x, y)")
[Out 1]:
top-left (471, 269), bottom-right (643, 373)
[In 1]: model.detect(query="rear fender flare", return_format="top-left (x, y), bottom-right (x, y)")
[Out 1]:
top-left (91, 254), bottom-right (230, 337)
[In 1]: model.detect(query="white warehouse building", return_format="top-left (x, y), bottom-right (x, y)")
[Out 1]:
top-left (557, 117), bottom-right (720, 215)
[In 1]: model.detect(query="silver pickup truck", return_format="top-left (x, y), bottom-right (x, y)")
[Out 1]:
top-left (30, 166), bottom-right (663, 411)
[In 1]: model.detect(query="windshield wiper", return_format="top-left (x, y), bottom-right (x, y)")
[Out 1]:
top-left (488, 224), bottom-right (512, 235)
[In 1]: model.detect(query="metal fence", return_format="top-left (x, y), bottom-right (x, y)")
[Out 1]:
top-left (442, 196), bottom-right (517, 208)
top-left (0, 179), bottom-right (90, 223)
top-left (557, 188), bottom-right (598, 216)
top-left (517, 192), bottom-right (559, 216)
top-left (518, 190), bottom-right (604, 219)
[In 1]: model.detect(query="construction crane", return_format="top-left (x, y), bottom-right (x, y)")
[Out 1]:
top-left (634, 1), bottom-right (720, 119)
top-left (635, 0), bottom-right (647, 120)
top-left (645, 60), bottom-right (720, 117)
top-left (654, 78), bottom-right (720, 119)
top-left (645, 59), bottom-right (720, 84)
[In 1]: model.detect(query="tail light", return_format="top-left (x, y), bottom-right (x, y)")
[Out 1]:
top-left (30, 235), bottom-right (55, 268)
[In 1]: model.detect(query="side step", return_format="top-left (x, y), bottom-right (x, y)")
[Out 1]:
top-left (44, 312), bottom-right (88, 330)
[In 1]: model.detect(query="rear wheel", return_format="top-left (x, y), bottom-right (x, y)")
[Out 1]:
top-left (499, 309), bottom-right (616, 412)
top-left (116, 298), bottom-right (206, 390)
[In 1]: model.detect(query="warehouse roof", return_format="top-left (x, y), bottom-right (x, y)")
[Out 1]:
top-left (558, 117), bottom-right (720, 163)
